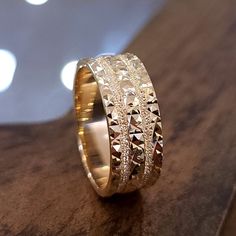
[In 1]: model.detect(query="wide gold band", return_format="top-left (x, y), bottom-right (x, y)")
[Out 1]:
top-left (74, 53), bottom-right (163, 197)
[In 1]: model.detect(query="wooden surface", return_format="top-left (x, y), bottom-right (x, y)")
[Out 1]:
top-left (220, 187), bottom-right (236, 236)
top-left (0, 0), bottom-right (236, 235)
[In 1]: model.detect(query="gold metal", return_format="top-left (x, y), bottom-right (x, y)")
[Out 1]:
top-left (74, 53), bottom-right (163, 197)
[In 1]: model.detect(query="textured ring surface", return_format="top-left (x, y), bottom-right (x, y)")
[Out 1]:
top-left (74, 53), bottom-right (163, 197)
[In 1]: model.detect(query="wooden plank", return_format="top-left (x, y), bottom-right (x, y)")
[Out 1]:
top-left (0, 0), bottom-right (236, 235)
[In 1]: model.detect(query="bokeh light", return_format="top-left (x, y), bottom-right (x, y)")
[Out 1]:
top-left (0, 49), bottom-right (17, 92)
top-left (60, 60), bottom-right (77, 90)
top-left (25, 0), bottom-right (48, 6)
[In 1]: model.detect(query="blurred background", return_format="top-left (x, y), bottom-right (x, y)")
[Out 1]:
top-left (0, 0), bottom-right (165, 123)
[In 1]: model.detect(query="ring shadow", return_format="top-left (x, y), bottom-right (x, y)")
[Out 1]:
top-left (89, 190), bottom-right (144, 236)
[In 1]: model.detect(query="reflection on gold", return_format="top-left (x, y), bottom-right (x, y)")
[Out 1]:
top-left (74, 66), bottom-right (110, 191)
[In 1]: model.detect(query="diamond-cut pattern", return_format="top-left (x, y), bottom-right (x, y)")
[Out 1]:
top-left (122, 53), bottom-right (163, 185)
top-left (105, 57), bottom-right (146, 191)
top-left (86, 53), bottom-right (163, 192)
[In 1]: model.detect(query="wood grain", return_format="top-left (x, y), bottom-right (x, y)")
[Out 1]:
top-left (0, 0), bottom-right (236, 235)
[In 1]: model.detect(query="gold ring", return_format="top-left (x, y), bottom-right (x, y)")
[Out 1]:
top-left (74, 53), bottom-right (163, 197)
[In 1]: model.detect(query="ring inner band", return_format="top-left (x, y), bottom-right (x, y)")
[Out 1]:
top-left (74, 66), bottom-right (110, 191)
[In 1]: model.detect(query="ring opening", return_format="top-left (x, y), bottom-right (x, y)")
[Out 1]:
top-left (74, 66), bottom-right (110, 191)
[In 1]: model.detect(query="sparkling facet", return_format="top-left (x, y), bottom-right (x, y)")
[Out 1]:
top-left (120, 80), bottom-right (135, 94)
top-left (84, 53), bottom-right (163, 192)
